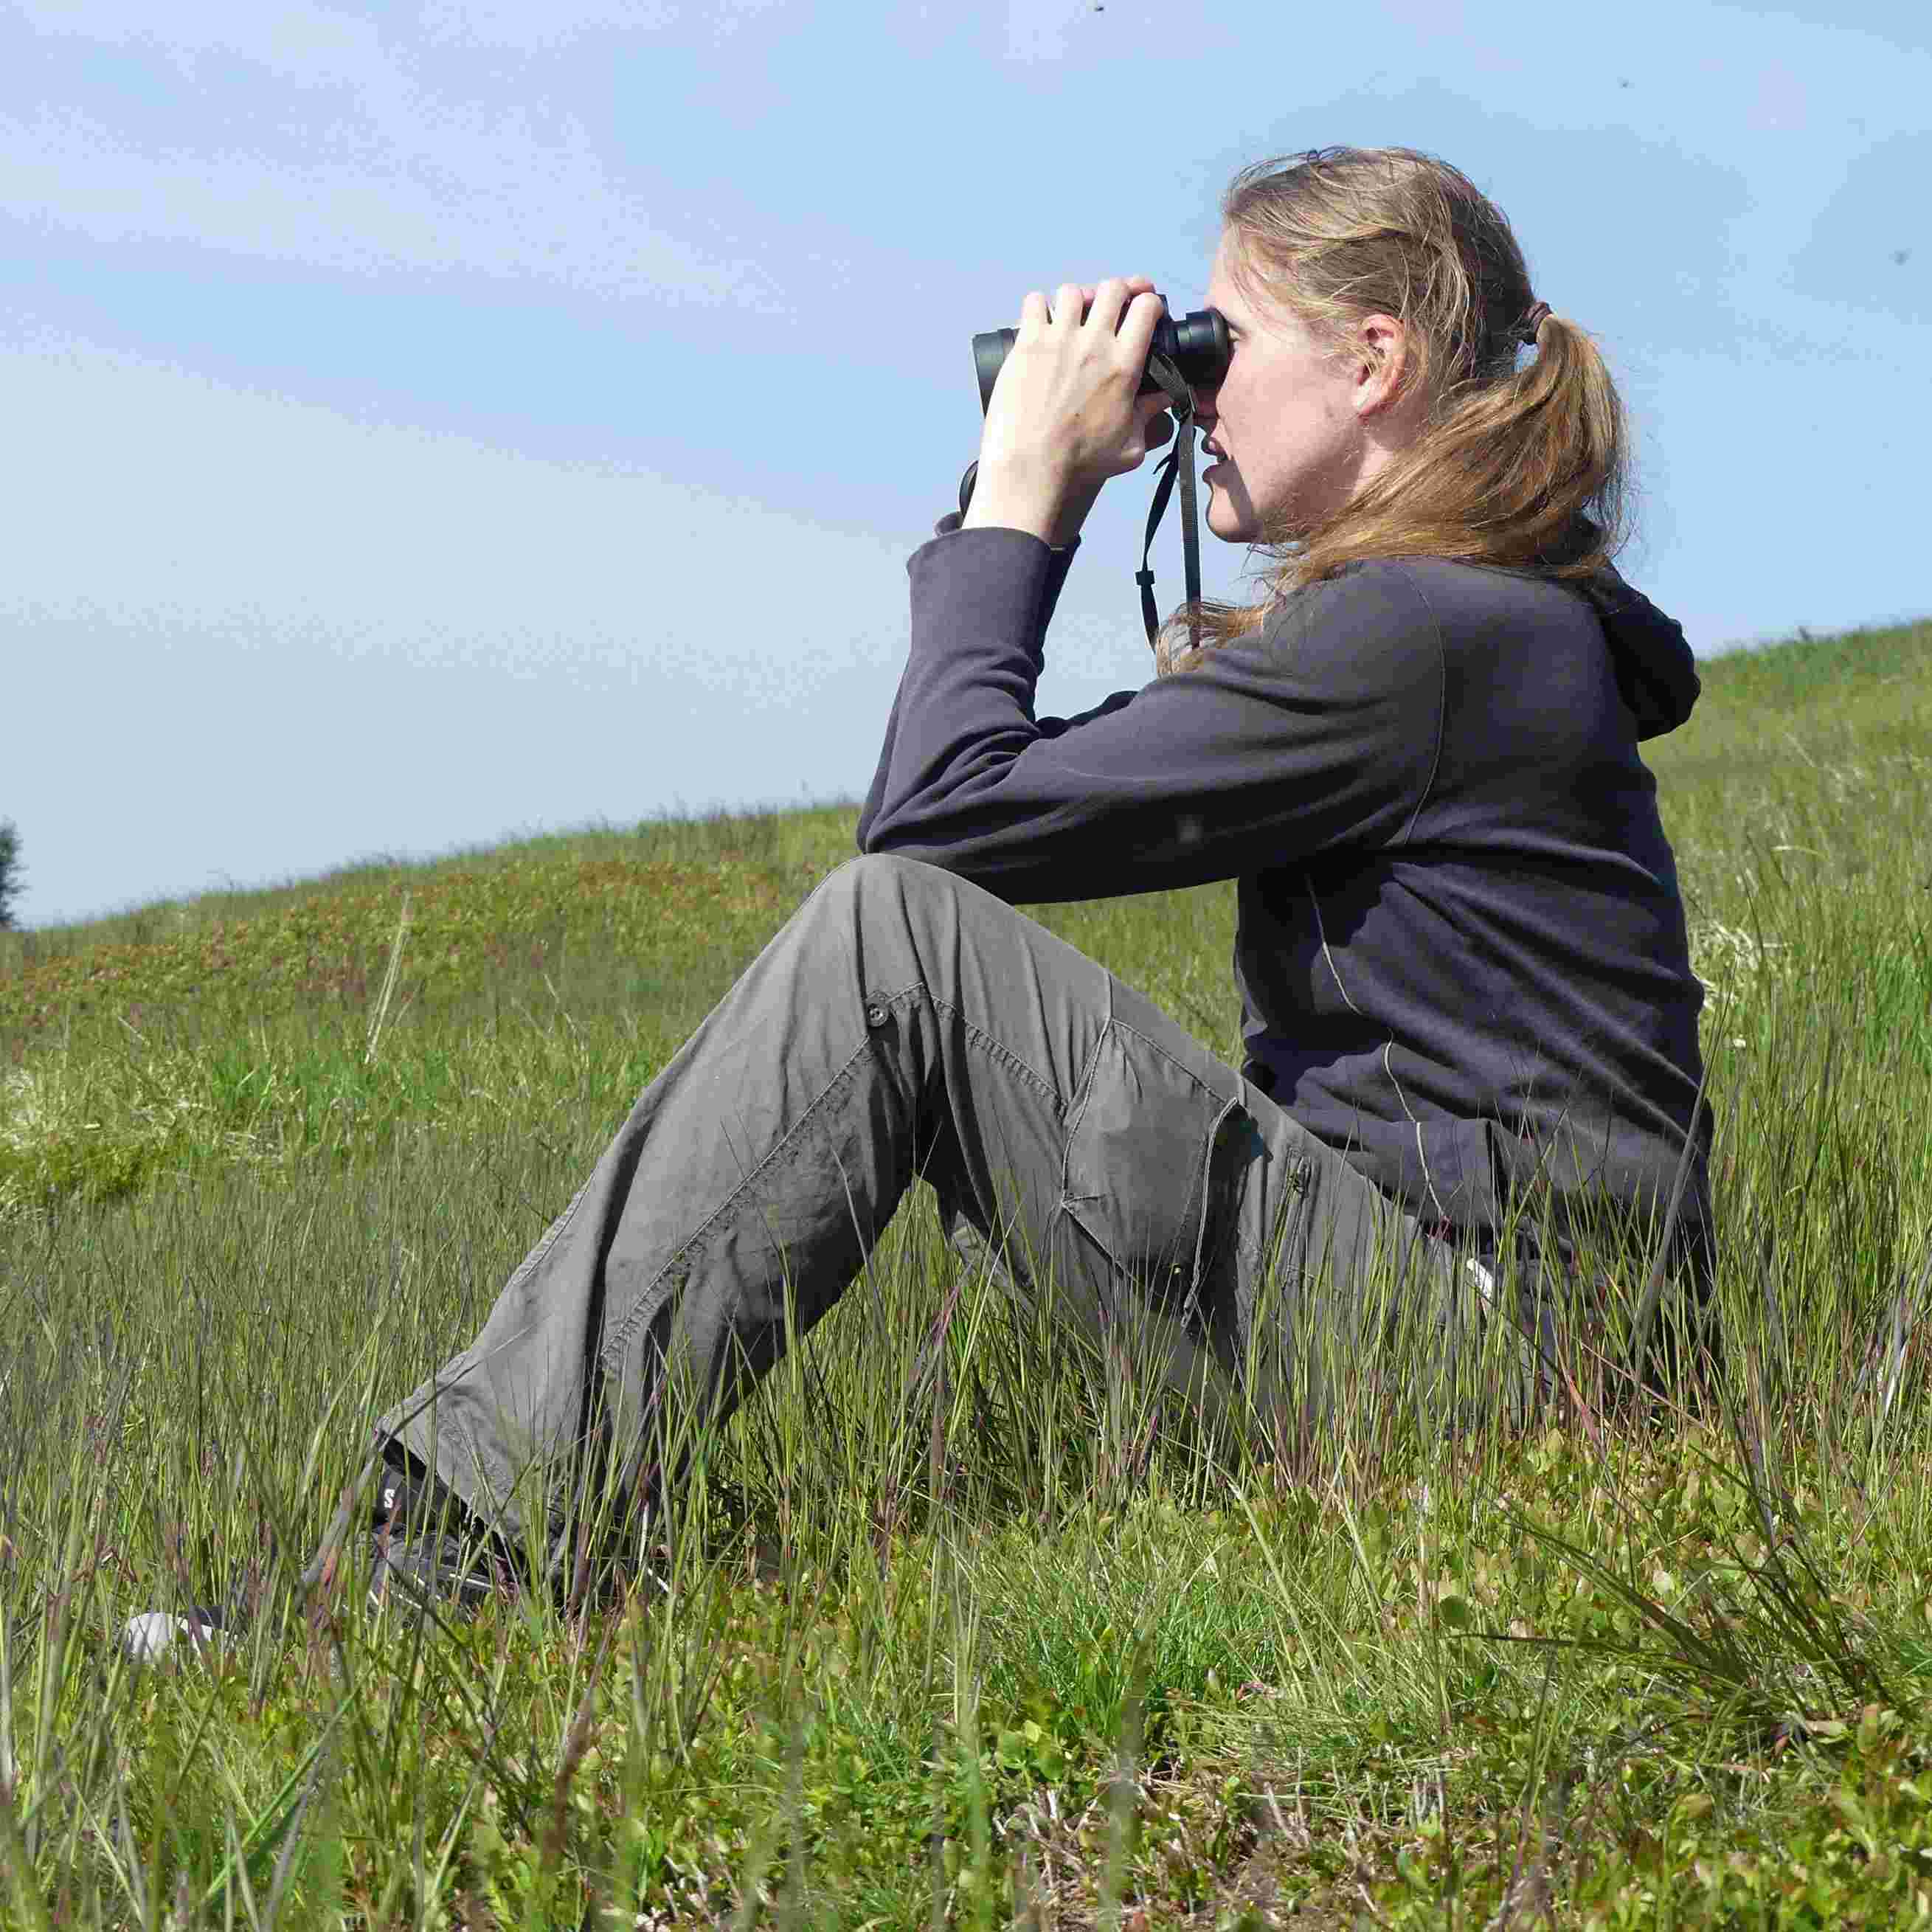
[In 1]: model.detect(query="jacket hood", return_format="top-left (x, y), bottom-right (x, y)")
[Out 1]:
top-left (1576, 567), bottom-right (1701, 741)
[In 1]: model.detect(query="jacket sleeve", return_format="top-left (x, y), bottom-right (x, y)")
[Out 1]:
top-left (855, 528), bottom-right (1444, 904)
top-left (858, 517), bottom-right (1090, 836)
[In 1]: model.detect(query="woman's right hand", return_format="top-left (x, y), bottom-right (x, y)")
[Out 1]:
top-left (964, 277), bottom-right (1175, 547)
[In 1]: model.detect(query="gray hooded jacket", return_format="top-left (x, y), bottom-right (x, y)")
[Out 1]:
top-left (858, 524), bottom-right (1711, 1252)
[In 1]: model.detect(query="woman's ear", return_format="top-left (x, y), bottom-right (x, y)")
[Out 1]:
top-left (1351, 313), bottom-right (1411, 420)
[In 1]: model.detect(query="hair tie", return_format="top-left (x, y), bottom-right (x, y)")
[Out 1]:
top-left (1517, 300), bottom-right (1552, 347)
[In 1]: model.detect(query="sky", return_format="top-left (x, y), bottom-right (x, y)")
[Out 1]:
top-left (4, 0), bottom-right (1928, 928)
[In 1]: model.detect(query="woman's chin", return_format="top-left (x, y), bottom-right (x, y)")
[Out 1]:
top-left (1205, 502), bottom-right (1253, 544)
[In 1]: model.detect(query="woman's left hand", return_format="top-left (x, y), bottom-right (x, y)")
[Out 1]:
top-left (963, 276), bottom-right (1176, 545)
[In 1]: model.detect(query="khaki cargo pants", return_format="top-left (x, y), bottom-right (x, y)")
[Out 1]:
top-left (367, 856), bottom-right (1510, 1559)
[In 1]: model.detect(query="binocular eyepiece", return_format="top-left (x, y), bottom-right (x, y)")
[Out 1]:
top-left (971, 302), bottom-right (1230, 414)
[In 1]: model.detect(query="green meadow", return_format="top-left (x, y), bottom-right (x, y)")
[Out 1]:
top-left (2, 610), bottom-right (1931, 1929)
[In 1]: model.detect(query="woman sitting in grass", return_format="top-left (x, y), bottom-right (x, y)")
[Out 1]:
top-left (302, 145), bottom-right (1714, 1615)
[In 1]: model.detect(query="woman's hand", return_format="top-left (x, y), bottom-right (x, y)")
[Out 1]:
top-left (963, 276), bottom-right (1177, 547)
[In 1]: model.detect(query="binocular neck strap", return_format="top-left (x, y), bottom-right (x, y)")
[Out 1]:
top-left (952, 351), bottom-right (1203, 660)
top-left (1135, 352), bottom-right (1202, 658)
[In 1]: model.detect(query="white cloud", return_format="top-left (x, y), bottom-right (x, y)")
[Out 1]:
top-left (15, 0), bottom-right (392, 81)
top-left (1003, 0), bottom-right (1076, 65)
top-left (418, 0), bottom-right (675, 46)
top-left (1, 2), bottom-right (793, 307)
top-left (417, 0), bottom-right (788, 48)
top-left (1000, 0), bottom-right (1167, 66)
top-left (0, 102), bottom-right (786, 306)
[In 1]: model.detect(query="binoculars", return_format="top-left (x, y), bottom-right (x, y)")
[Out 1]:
top-left (957, 297), bottom-right (1226, 651)
top-left (970, 302), bottom-right (1231, 414)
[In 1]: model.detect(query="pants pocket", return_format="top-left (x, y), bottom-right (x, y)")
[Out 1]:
top-left (1059, 1017), bottom-right (1243, 1321)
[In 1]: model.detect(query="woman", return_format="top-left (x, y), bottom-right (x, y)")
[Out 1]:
top-left (317, 146), bottom-right (1714, 1610)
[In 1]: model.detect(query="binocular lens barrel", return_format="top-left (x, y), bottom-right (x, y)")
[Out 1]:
top-left (971, 304), bottom-right (1230, 414)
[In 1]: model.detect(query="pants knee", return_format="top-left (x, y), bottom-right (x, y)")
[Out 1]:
top-left (813, 852), bottom-right (966, 926)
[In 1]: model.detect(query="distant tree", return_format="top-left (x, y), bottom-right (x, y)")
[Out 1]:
top-left (0, 820), bottom-right (20, 929)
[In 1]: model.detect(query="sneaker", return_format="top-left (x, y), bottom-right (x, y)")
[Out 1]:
top-left (122, 1461), bottom-right (504, 1661)
top-left (120, 1604), bottom-right (229, 1663)
top-left (367, 1461), bottom-right (505, 1614)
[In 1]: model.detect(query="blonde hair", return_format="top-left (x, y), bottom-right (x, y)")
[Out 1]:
top-left (1160, 146), bottom-right (1630, 671)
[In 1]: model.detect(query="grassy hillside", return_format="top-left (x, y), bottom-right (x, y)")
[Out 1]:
top-left (1, 613), bottom-right (1930, 1928)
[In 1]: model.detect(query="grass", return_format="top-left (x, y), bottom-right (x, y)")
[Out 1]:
top-left (1, 611), bottom-right (1931, 1928)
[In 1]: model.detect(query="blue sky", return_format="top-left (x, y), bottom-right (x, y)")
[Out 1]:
top-left (4, 0), bottom-right (1927, 927)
